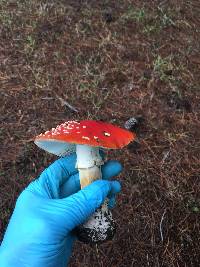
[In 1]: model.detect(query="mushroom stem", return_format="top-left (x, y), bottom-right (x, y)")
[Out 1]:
top-left (75, 144), bottom-right (116, 243)
top-left (76, 144), bottom-right (104, 188)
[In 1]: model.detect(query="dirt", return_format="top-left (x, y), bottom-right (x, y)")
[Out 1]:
top-left (0, 0), bottom-right (200, 266)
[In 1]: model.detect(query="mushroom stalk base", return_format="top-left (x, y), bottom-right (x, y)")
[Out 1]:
top-left (75, 144), bottom-right (116, 244)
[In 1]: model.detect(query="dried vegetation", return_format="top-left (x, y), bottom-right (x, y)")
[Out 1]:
top-left (0, 0), bottom-right (200, 266)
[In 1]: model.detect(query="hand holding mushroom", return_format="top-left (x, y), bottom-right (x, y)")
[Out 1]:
top-left (35, 120), bottom-right (135, 243)
top-left (0, 154), bottom-right (122, 267)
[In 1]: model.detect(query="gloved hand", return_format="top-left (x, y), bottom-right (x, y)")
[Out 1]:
top-left (0, 153), bottom-right (122, 267)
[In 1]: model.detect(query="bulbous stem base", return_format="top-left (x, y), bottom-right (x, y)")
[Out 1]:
top-left (76, 202), bottom-right (116, 244)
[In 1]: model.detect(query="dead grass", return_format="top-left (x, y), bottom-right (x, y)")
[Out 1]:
top-left (0, 0), bottom-right (200, 266)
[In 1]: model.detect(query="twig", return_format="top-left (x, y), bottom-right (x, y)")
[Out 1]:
top-left (55, 94), bottom-right (79, 113)
top-left (95, 244), bottom-right (103, 267)
top-left (160, 209), bottom-right (166, 242)
top-left (41, 97), bottom-right (54, 100)
top-left (161, 150), bottom-right (170, 166)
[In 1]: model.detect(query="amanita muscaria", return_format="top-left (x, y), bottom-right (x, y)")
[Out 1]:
top-left (34, 120), bottom-right (135, 243)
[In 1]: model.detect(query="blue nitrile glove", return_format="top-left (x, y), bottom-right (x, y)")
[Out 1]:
top-left (0, 153), bottom-right (122, 267)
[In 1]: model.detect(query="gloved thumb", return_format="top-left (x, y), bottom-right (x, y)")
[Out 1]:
top-left (61, 180), bottom-right (121, 231)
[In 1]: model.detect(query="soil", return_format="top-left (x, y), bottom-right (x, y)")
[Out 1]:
top-left (0, 0), bottom-right (200, 266)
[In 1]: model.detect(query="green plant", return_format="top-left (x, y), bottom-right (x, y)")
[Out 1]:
top-left (121, 7), bottom-right (146, 23)
top-left (157, 6), bottom-right (176, 27)
top-left (153, 55), bottom-right (174, 81)
top-left (0, 11), bottom-right (13, 27)
top-left (25, 35), bottom-right (36, 54)
top-left (143, 24), bottom-right (160, 34)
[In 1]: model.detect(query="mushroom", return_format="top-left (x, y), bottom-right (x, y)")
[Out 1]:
top-left (34, 120), bottom-right (135, 243)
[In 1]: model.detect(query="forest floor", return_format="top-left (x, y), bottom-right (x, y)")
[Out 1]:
top-left (0, 0), bottom-right (200, 266)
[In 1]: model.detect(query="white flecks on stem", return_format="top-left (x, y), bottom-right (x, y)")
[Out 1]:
top-left (82, 205), bottom-right (114, 242)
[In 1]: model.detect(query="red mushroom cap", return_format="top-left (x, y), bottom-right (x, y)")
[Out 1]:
top-left (34, 120), bottom-right (135, 156)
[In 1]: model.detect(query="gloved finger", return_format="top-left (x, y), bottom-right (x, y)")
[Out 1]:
top-left (27, 153), bottom-right (78, 198)
top-left (59, 160), bottom-right (122, 198)
top-left (59, 173), bottom-right (80, 198)
top-left (60, 180), bottom-right (121, 230)
top-left (101, 160), bottom-right (122, 180)
top-left (107, 181), bottom-right (121, 208)
top-left (107, 179), bottom-right (121, 198)
top-left (108, 197), bottom-right (116, 209)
